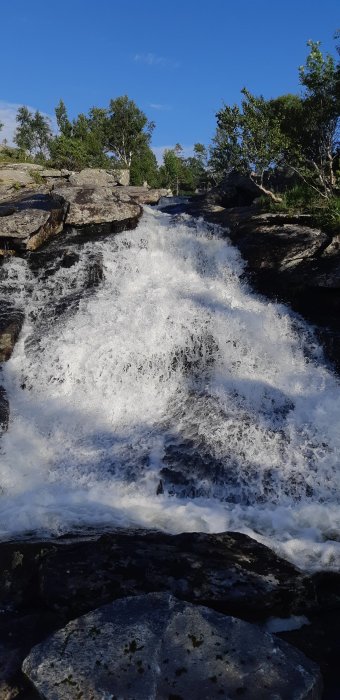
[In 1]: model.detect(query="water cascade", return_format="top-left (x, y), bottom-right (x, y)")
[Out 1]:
top-left (1, 207), bottom-right (339, 570)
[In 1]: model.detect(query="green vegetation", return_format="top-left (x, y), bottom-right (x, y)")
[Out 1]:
top-left (1, 33), bottom-right (338, 217)
top-left (14, 106), bottom-right (52, 160)
top-left (210, 36), bottom-right (340, 227)
top-left (159, 143), bottom-right (208, 194)
top-left (1, 93), bottom-right (210, 192)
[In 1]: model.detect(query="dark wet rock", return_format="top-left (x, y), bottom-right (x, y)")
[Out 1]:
top-left (277, 571), bottom-right (340, 700)
top-left (0, 385), bottom-right (9, 433)
top-left (222, 211), bottom-right (340, 371)
top-left (22, 593), bottom-right (322, 700)
top-left (0, 190), bottom-right (68, 253)
top-left (0, 302), bottom-right (24, 362)
top-left (0, 531), bottom-right (314, 620)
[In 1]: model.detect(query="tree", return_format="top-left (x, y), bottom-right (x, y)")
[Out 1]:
top-left (55, 99), bottom-right (72, 137)
top-left (296, 41), bottom-right (339, 195)
top-left (210, 90), bottom-right (284, 200)
top-left (130, 143), bottom-right (160, 187)
top-left (14, 106), bottom-right (34, 156)
top-left (31, 111), bottom-right (52, 158)
top-left (14, 107), bottom-right (52, 159)
top-left (160, 145), bottom-right (183, 194)
top-left (51, 102), bottom-right (111, 169)
top-left (50, 96), bottom-right (156, 175)
top-left (209, 39), bottom-right (340, 200)
top-left (102, 95), bottom-right (155, 167)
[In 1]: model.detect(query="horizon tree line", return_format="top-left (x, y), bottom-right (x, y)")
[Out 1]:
top-left (1, 35), bottom-right (339, 199)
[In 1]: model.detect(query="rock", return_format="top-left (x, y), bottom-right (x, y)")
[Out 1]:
top-left (22, 593), bottom-right (322, 700)
top-left (0, 531), bottom-right (314, 621)
top-left (207, 171), bottom-right (269, 208)
top-left (226, 213), bottom-right (329, 274)
top-left (0, 301), bottom-right (24, 362)
top-left (0, 385), bottom-right (9, 433)
top-left (119, 185), bottom-right (172, 204)
top-left (0, 191), bottom-right (68, 253)
top-left (40, 169), bottom-right (63, 178)
top-left (0, 163), bottom-right (44, 189)
top-left (68, 167), bottom-right (130, 187)
top-left (53, 184), bottom-right (142, 230)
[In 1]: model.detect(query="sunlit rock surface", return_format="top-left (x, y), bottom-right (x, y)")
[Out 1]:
top-left (53, 184), bottom-right (142, 229)
top-left (0, 191), bottom-right (67, 252)
top-left (23, 593), bottom-right (322, 700)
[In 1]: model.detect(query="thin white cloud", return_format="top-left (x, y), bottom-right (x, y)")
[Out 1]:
top-left (149, 103), bottom-right (171, 111)
top-left (0, 101), bottom-right (56, 146)
top-left (152, 145), bottom-right (195, 164)
top-left (134, 53), bottom-right (180, 69)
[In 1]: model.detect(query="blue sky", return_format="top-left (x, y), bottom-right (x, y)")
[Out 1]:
top-left (0, 0), bottom-right (338, 159)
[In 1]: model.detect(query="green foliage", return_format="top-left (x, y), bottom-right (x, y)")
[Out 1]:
top-left (55, 99), bottom-right (72, 137)
top-left (210, 38), bottom-right (340, 199)
top-left (50, 95), bottom-right (155, 177)
top-left (0, 144), bottom-right (32, 163)
top-left (159, 143), bottom-right (208, 194)
top-left (49, 134), bottom-right (108, 170)
top-left (258, 183), bottom-right (340, 233)
top-left (160, 145), bottom-right (183, 194)
top-left (29, 169), bottom-right (43, 184)
top-left (130, 143), bottom-right (160, 187)
top-left (91, 95), bottom-right (155, 167)
top-left (210, 90), bottom-right (284, 185)
top-left (284, 184), bottom-right (316, 209)
top-left (14, 107), bottom-right (52, 160)
top-left (312, 195), bottom-right (340, 232)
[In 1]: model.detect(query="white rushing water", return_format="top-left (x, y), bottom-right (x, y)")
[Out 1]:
top-left (0, 207), bottom-right (340, 570)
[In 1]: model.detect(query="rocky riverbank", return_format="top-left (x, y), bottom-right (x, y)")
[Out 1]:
top-left (0, 165), bottom-right (171, 254)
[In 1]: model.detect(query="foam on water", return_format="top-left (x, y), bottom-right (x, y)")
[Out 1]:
top-left (1, 207), bottom-right (340, 570)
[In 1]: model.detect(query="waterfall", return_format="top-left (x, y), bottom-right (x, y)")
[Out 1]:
top-left (1, 206), bottom-right (339, 570)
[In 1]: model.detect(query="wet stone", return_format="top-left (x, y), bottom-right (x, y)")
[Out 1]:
top-left (22, 593), bottom-right (322, 700)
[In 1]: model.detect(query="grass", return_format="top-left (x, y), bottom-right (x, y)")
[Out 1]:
top-left (258, 184), bottom-right (340, 234)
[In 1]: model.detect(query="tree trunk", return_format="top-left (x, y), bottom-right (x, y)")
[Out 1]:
top-left (249, 176), bottom-right (283, 203)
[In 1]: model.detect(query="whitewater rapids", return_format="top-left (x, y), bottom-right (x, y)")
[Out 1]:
top-left (0, 206), bottom-right (339, 571)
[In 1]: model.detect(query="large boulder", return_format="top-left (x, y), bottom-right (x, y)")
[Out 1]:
top-left (22, 593), bottom-right (322, 700)
top-left (53, 184), bottom-right (142, 230)
top-left (207, 171), bottom-right (267, 208)
top-left (68, 167), bottom-right (130, 187)
top-left (0, 190), bottom-right (68, 253)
